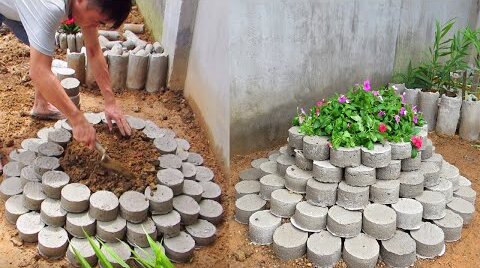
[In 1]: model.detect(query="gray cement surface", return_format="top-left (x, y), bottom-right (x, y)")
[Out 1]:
top-left (270, 189), bottom-right (303, 218)
top-left (198, 199), bottom-right (224, 225)
top-left (433, 210), bottom-right (463, 242)
top-left (16, 212), bottom-right (45, 242)
top-left (40, 198), bottom-right (67, 227)
top-left (145, 185), bottom-right (174, 215)
top-left (415, 191), bottom-right (447, 220)
top-left (37, 226), bottom-right (69, 259)
top-left (152, 210), bottom-right (181, 238)
top-left (173, 195), bottom-right (200, 225)
top-left (96, 216), bottom-right (127, 242)
top-left (199, 181), bottom-right (222, 201)
top-left (447, 197), bottom-right (475, 225)
top-left (305, 179), bottom-right (337, 207)
top-left (376, 160), bottom-right (401, 180)
top-left (343, 233), bottom-right (379, 268)
top-left (89, 190), bottom-right (119, 222)
top-left (182, 180), bottom-right (204, 202)
top-left (66, 237), bottom-right (99, 267)
top-left (65, 212), bottom-right (96, 238)
top-left (235, 194), bottom-right (267, 224)
top-left (61, 183), bottom-right (91, 213)
top-left (362, 204), bottom-right (396, 240)
top-left (380, 230), bottom-right (417, 267)
top-left (344, 165), bottom-right (376, 186)
top-left (391, 198), bottom-right (423, 230)
top-left (23, 181), bottom-right (47, 211)
top-left (369, 180), bottom-right (400, 204)
top-left (163, 231), bottom-right (196, 263)
top-left (361, 143), bottom-right (392, 168)
top-left (157, 168), bottom-right (184, 195)
top-left (185, 219), bottom-right (217, 246)
top-left (291, 201), bottom-right (328, 232)
top-left (126, 217), bottom-right (157, 248)
top-left (326, 205), bottom-right (362, 238)
top-left (312, 160), bottom-right (343, 183)
top-left (285, 165), bottom-right (313, 193)
top-left (119, 191), bottom-right (150, 223)
top-left (307, 230), bottom-right (342, 268)
top-left (248, 210), bottom-right (281, 245)
top-left (272, 222), bottom-right (308, 260)
top-left (410, 222), bottom-right (445, 259)
top-left (5, 194), bottom-right (29, 224)
top-left (336, 182), bottom-right (369, 210)
top-left (259, 174), bottom-right (285, 201)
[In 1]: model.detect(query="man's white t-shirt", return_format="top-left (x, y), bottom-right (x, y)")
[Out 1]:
top-left (0, 0), bottom-right (71, 56)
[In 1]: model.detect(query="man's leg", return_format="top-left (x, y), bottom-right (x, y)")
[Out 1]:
top-left (3, 18), bottom-right (63, 119)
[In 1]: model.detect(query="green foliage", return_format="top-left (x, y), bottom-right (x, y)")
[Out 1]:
top-left (294, 82), bottom-right (424, 150)
top-left (61, 18), bottom-right (80, 35)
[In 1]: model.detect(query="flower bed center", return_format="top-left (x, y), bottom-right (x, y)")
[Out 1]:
top-left (60, 124), bottom-right (159, 196)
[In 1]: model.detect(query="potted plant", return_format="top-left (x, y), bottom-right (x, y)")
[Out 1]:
top-left (58, 18), bottom-right (81, 52)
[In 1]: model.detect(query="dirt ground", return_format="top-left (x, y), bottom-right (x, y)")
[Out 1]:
top-left (0, 8), bottom-right (228, 268)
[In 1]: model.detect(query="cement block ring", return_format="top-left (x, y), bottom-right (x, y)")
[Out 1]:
top-left (61, 183), bottom-right (91, 213)
top-left (96, 216), bottom-right (127, 242)
top-left (89, 190), bottom-right (119, 221)
top-left (145, 184), bottom-right (174, 215)
top-left (152, 210), bottom-right (182, 238)
top-left (119, 190), bottom-right (149, 223)
top-left (185, 219), bottom-right (217, 247)
top-left (248, 210), bottom-right (281, 245)
top-left (272, 222), bottom-right (308, 260)
top-left (38, 226), bottom-right (69, 259)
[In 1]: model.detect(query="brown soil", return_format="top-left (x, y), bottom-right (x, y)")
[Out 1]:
top-left (0, 9), bottom-right (228, 268)
top-left (228, 134), bottom-right (480, 268)
top-left (60, 124), bottom-right (159, 196)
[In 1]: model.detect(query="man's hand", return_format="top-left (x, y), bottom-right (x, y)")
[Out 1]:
top-left (70, 112), bottom-right (96, 149)
top-left (105, 102), bottom-right (132, 136)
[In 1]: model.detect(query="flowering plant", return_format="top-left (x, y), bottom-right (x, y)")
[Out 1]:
top-left (61, 18), bottom-right (80, 34)
top-left (293, 81), bottom-right (425, 156)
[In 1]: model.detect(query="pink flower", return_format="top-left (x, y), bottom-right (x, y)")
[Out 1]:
top-left (363, 80), bottom-right (371, 91)
top-left (338, 95), bottom-right (349, 103)
top-left (378, 123), bottom-right (387, 133)
top-left (412, 105), bottom-right (418, 114)
top-left (315, 108), bottom-right (320, 116)
top-left (400, 107), bottom-right (407, 116)
top-left (411, 136), bottom-right (423, 149)
top-left (401, 92), bottom-right (406, 104)
top-left (413, 115), bottom-right (418, 124)
top-left (316, 99), bottom-right (325, 106)
top-left (392, 85), bottom-right (398, 91)
top-left (64, 18), bottom-right (75, 25)
top-left (373, 91), bottom-right (380, 97)
top-left (378, 110), bottom-right (386, 117)
top-left (394, 114), bottom-right (401, 123)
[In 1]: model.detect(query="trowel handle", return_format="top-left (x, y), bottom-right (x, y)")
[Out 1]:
top-left (95, 141), bottom-right (106, 155)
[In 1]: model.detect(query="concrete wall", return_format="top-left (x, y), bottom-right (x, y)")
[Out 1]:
top-left (184, 0), bottom-right (229, 165)
top-left (135, 0), bottom-right (166, 41)
top-left (230, 0), bottom-right (480, 156)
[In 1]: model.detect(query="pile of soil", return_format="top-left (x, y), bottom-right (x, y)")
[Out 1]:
top-left (60, 124), bottom-right (159, 196)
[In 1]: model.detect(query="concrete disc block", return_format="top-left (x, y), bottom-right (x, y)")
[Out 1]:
top-left (361, 143), bottom-right (392, 168)
top-left (421, 139), bottom-right (433, 160)
top-left (251, 158), bottom-right (269, 169)
top-left (198, 199), bottom-right (223, 225)
top-left (294, 149), bottom-right (313, 171)
top-left (0, 176), bottom-right (23, 201)
top-left (291, 201), bottom-right (328, 232)
top-left (454, 186), bottom-right (476, 204)
top-left (21, 138), bottom-right (45, 152)
top-left (362, 203), bottom-right (396, 240)
top-left (270, 189), bottom-right (302, 218)
top-left (307, 230), bottom-right (342, 268)
top-left (157, 168), bottom-right (184, 196)
top-left (398, 171), bottom-right (424, 198)
top-left (369, 180), bottom-right (400, 204)
top-left (20, 165), bottom-right (41, 186)
top-left (312, 160), bottom-right (343, 183)
top-left (235, 194), bottom-right (266, 224)
top-left (154, 137), bottom-right (177, 154)
top-left (61, 77), bottom-right (80, 96)
top-left (439, 162), bottom-right (460, 191)
top-left (89, 191), bottom-right (119, 221)
top-left (159, 154), bottom-right (182, 170)
top-left (23, 181), bottom-right (47, 211)
top-left (343, 233), bottom-right (379, 268)
top-left (284, 165), bottom-right (313, 193)
top-left (163, 231), bottom-right (195, 263)
top-left (259, 174), bottom-right (285, 201)
top-left (303, 136), bottom-right (329, 161)
top-left (181, 162), bottom-right (197, 180)
top-left (380, 230), bottom-right (417, 268)
top-left (61, 183), bottom-right (91, 213)
top-left (4, 194), bottom-right (29, 224)
top-left (433, 210), bottom-right (463, 242)
top-left (47, 128), bottom-right (72, 147)
top-left (273, 222), bottom-right (308, 260)
top-left (34, 156), bottom-right (60, 176)
top-left (16, 212), bottom-right (45, 242)
top-left (119, 190), bottom-right (149, 223)
top-left (326, 205), bottom-right (362, 238)
top-left (12, 150), bottom-right (36, 166)
top-left (401, 153), bottom-right (422, 172)
top-left (391, 198), bottom-right (423, 230)
top-left (389, 141), bottom-right (412, 160)
top-left (187, 152), bottom-right (204, 166)
top-left (66, 237), bottom-right (99, 267)
top-left (447, 197), bottom-right (475, 225)
top-left (376, 160), bottom-right (401, 180)
top-left (457, 175), bottom-right (472, 187)
top-left (415, 191), bottom-right (446, 220)
top-left (422, 153), bottom-right (443, 170)
top-left (248, 210), bottom-right (281, 245)
top-left (239, 167), bottom-right (263, 181)
top-left (66, 212), bottom-right (96, 238)
top-left (276, 154), bottom-right (295, 176)
top-left (336, 181), bottom-right (369, 210)
top-left (235, 180), bottom-right (260, 199)
top-left (38, 226), bottom-right (69, 259)
top-left (37, 127), bottom-right (56, 141)
top-left (330, 147), bottom-right (361, 168)
top-left (288, 126), bottom-right (304, 150)
top-left (127, 217), bottom-right (157, 247)
top-left (410, 222), bottom-right (445, 259)
top-left (100, 241), bottom-right (131, 267)
top-left (305, 179), bottom-right (337, 207)
top-left (83, 112), bottom-right (102, 125)
top-left (142, 123), bottom-right (163, 139)
top-left (195, 166), bottom-right (214, 182)
top-left (96, 216), bottom-right (127, 242)
top-left (125, 115), bottom-right (146, 130)
top-left (152, 210), bottom-right (181, 238)
top-left (426, 178), bottom-right (453, 202)
top-left (60, 119), bottom-right (73, 131)
top-left (42, 170), bottom-right (70, 199)
top-left (132, 243), bottom-right (164, 265)
top-left (38, 142), bottom-right (64, 157)
top-left (3, 161), bottom-right (24, 178)
top-left (182, 180), bottom-right (203, 202)
top-left (199, 181), bottom-right (222, 201)
top-left (41, 198), bottom-right (67, 227)
top-left (173, 195), bottom-right (200, 225)
top-left (259, 161), bottom-right (278, 177)
top-left (345, 165), bottom-right (376, 186)
top-left (420, 162), bottom-right (441, 187)
top-left (178, 149), bottom-right (190, 163)
top-left (175, 138), bottom-right (190, 151)
top-left (144, 185), bottom-right (174, 215)
top-left (185, 219), bottom-right (217, 247)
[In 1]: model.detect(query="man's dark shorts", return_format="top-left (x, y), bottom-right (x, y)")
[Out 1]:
top-left (0, 13), bottom-right (29, 45)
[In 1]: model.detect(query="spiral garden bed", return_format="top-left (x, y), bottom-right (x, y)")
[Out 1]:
top-left (0, 113), bottom-right (223, 266)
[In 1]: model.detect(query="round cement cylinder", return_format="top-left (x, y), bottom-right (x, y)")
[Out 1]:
top-left (67, 52), bottom-right (86, 84)
top-left (61, 183), bottom-right (91, 213)
top-left (75, 32), bottom-right (84, 51)
top-left (185, 219), bottom-right (217, 247)
top-left (302, 136), bottom-right (329, 161)
top-left (152, 210), bottom-right (181, 238)
top-left (415, 191), bottom-right (446, 220)
top-left (419, 91), bottom-right (440, 131)
top-left (284, 165), bottom-right (313, 193)
top-left (144, 185), bottom-right (174, 215)
top-left (163, 231), bottom-right (195, 263)
top-left (172, 195), bottom-right (200, 225)
top-left (248, 210), bottom-right (281, 245)
top-left (67, 34), bottom-right (77, 52)
top-left (42, 170), bottom-right (70, 199)
top-left (96, 216), bottom-right (127, 242)
top-left (436, 94), bottom-right (462, 136)
top-left (390, 141), bottom-right (412, 160)
top-left (59, 33), bottom-right (68, 49)
top-left (65, 212), bottom-right (96, 238)
top-left (391, 198), bottom-right (423, 230)
top-left (100, 242), bottom-right (131, 267)
top-left (361, 143), bottom-right (392, 168)
top-left (66, 237), bottom-right (99, 267)
top-left (146, 53), bottom-right (168, 93)
top-left (294, 149), bottom-right (313, 171)
top-left (305, 179), bottom-right (337, 207)
top-left (399, 171), bottom-right (424, 198)
top-left (380, 230), bottom-right (417, 267)
top-left (376, 160), bottom-right (401, 180)
top-left (198, 199), bottom-right (223, 225)
top-left (119, 191), bottom-right (149, 223)
top-left (272, 223), bottom-right (308, 260)
top-left (330, 147), bottom-right (361, 168)
top-left (343, 233), bottom-right (379, 268)
top-left (291, 201), bottom-right (328, 232)
top-left (369, 180), bottom-right (400, 204)
top-left (362, 203), bottom-right (396, 240)
top-left (259, 174), bottom-right (285, 201)
top-left (16, 212), bottom-right (45, 242)
top-left (326, 205), bottom-right (362, 238)
top-left (447, 197), bottom-right (475, 225)
top-left (37, 226), bottom-right (69, 259)
top-left (307, 231), bottom-right (342, 268)
top-left (459, 100), bottom-right (480, 141)
top-left (344, 165), bottom-right (376, 187)
top-left (336, 181), bottom-right (369, 210)
top-left (55, 67), bottom-right (75, 81)
top-left (108, 54), bottom-right (129, 91)
top-left (126, 217), bottom-right (157, 248)
top-left (89, 190), bottom-right (119, 221)
top-left (410, 222), bottom-right (445, 259)
top-left (4, 194), bottom-right (29, 224)
top-left (40, 198), bottom-right (67, 227)
top-left (288, 126), bottom-right (304, 149)
top-left (403, 88), bottom-right (421, 109)
top-left (126, 53), bottom-right (149, 90)
top-left (433, 209), bottom-right (463, 242)
top-left (270, 189), bottom-right (303, 218)
top-left (312, 160), bottom-right (343, 183)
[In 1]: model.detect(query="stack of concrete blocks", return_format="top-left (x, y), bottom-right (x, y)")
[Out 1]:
top-left (235, 125), bottom-right (476, 267)
top-left (51, 59), bottom-right (81, 110)
top-left (56, 32), bottom-right (84, 53)
top-left (0, 114), bottom-right (223, 265)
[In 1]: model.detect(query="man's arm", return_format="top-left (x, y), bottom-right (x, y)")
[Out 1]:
top-left (82, 26), bottom-right (131, 136)
top-left (29, 47), bottom-right (96, 148)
